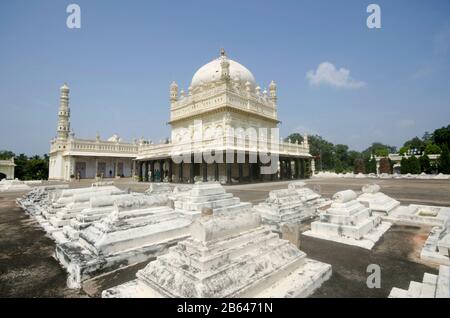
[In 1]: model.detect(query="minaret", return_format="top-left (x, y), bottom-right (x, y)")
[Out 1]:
top-left (220, 48), bottom-right (230, 81)
top-left (269, 80), bottom-right (277, 105)
top-left (57, 83), bottom-right (71, 140)
top-left (170, 81), bottom-right (178, 104)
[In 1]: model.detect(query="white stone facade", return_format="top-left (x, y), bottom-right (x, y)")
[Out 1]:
top-left (0, 157), bottom-right (15, 180)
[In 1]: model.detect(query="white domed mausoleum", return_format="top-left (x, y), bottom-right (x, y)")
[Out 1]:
top-left (49, 50), bottom-right (313, 183)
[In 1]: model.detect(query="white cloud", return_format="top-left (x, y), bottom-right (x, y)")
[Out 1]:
top-left (306, 62), bottom-right (366, 89)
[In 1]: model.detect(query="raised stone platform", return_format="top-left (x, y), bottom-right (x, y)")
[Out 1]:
top-left (253, 182), bottom-right (331, 233)
top-left (357, 184), bottom-right (400, 215)
top-left (389, 265), bottom-right (449, 298)
top-left (55, 196), bottom-right (191, 288)
top-left (102, 208), bottom-right (332, 298)
top-left (383, 204), bottom-right (450, 227)
top-left (63, 190), bottom-right (170, 242)
top-left (303, 190), bottom-right (392, 250)
top-left (173, 182), bottom-right (251, 219)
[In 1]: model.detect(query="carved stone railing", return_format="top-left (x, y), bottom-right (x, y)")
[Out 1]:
top-left (51, 138), bottom-right (138, 155)
top-left (170, 84), bottom-right (277, 122)
top-left (137, 136), bottom-right (310, 160)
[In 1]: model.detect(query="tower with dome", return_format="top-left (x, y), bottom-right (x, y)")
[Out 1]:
top-left (136, 49), bottom-right (313, 183)
top-left (49, 49), bottom-right (313, 183)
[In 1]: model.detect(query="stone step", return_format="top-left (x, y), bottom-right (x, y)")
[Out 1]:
top-left (407, 281), bottom-right (423, 297)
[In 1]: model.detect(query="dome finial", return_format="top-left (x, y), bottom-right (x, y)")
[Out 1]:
top-left (220, 48), bottom-right (226, 57)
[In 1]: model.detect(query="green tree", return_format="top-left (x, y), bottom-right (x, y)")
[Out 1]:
top-left (0, 150), bottom-right (15, 160)
top-left (334, 159), bottom-right (344, 173)
top-left (403, 136), bottom-right (425, 152)
top-left (375, 148), bottom-right (389, 157)
top-left (366, 157), bottom-right (377, 174)
top-left (433, 125), bottom-right (450, 149)
top-left (424, 143), bottom-right (441, 155)
top-left (363, 142), bottom-right (396, 157)
top-left (400, 157), bottom-right (410, 174)
top-left (307, 135), bottom-right (335, 171)
top-left (284, 133), bottom-right (304, 144)
top-left (399, 146), bottom-right (410, 155)
top-left (438, 145), bottom-right (450, 174)
top-left (409, 155), bottom-right (421, 174)
top-left (354, 158), bottom-right (365, 174)
top-left (419, 155), bottom-right (431, 173)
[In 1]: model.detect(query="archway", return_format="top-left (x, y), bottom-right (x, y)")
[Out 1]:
top-left (0, 173), bottom-right (6, 181)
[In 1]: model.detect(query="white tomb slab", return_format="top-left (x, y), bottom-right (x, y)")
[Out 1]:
top-left (253, 182), bottom-right (331, 233)
top-left (48, 188), bottom-right (126, 228)
top-left (389, 265), bottom-right (449, 298)
top-left (16, 184), bottom-right (69, 216)
top-left (303, 190), bottom-right (392, 250)
top-left (421, 219), bottom-right (450, 266)
top-left (63, 191), bottom-right (171, 242)
top-left (102, 209), bottom-right (332, 298)
top-left (383, 204), bottom-right (450, 227)
top-left (0, 179), bottom-right (31, 192)
top-left (145, 182), bottom-right (172, 195)
top-left (55, 196), bottom-right (192, 288)
top-left (173, 182), bottom-right (251, 219)
top-left (357, 184), bottom-right (400, 215)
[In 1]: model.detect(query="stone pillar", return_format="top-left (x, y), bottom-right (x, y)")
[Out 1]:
top-left (287, 159), bottom-right (292, 179)
top-left (279, 159), bottom-right (284, 180)
top-left (258, 158), bottom-right (264, 182)
top-left (300, 159), bottom-right (305, 179)
top-left (202, 159), bottom-right (208, 182)
top-left (144, 162), bottom-right (149, 182)
top-left (179, 161), bottom-right (184, 183)
top-left (139, 162), bottom-right (144, 181)
top-left (190, 154), bottom-right (195, 183)
top-left (214, 162), bottom-right (219, 182)
top-left (168, 159), bottom-right (173, 183)
top-left (149, 161), bottom-right (154, 182)
top-left (226, 163), bottom-right (232, 184)
top-left (238, 163), bottom-right (243, 183)
top-left (95, 158), bottom-right (99, 178)
top-left (160, 160), bottom-right (165, 182)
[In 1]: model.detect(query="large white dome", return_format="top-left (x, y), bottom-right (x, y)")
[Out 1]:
top-left (191, 57), bottom-right (256, 88)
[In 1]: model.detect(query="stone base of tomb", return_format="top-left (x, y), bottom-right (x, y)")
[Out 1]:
top-left (102, 258), bottom-right (332, 298)
top-left (389, 265), bottom-right (449, 298)
top-left (55, 202), bottom-right (192, 288)
top-left (103, 208), bottom-right (332, 298)
top-left (420, 226), bottom-right (450, 266)
top-left (357, 184), bottom-right (400, 216)
top-left (383, 204), bottom-right (450, 227)
top-left (55, 237), bottom-right (181, 289)
top-left (303, 221), bottom-right (392, 250)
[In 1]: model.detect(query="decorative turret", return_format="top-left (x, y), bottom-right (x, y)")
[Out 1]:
top-left (57, 83), bottom-right (71, 140)
top-left (269, 80), bottom-right (277, 104)
top-left (220, 48), bottom-right (230, 81)
top-left (170, 81), bottom-right (178, 103)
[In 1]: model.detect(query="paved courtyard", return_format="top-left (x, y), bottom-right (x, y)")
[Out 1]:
top-left (0, 177), bottom-right (449, 297)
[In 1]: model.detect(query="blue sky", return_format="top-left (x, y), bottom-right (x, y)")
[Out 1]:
top-left (1, 0), bottom-right (449, 155)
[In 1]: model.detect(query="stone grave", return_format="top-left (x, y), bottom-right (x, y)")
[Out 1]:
top-left (303, 190), bottom-right (392, 250)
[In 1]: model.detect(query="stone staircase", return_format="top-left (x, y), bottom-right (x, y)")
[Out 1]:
top-left (389, 265), bottom-right (450, 298)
